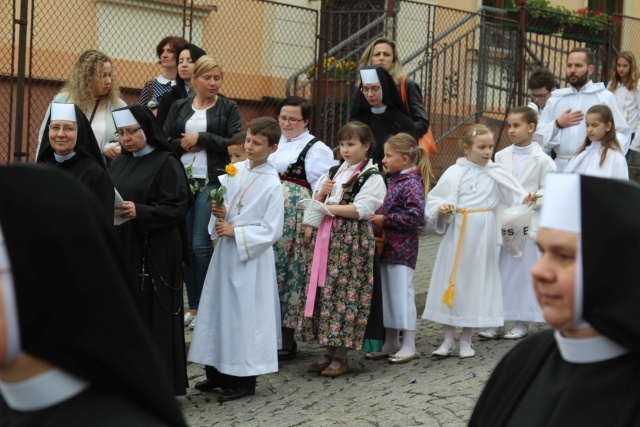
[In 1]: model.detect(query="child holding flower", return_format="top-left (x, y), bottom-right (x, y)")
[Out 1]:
top-left (188, 117), bottom-right (285, 402)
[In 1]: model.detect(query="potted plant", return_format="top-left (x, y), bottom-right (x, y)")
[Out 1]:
top-left (307, 56), bottom-right (357, 101)
top-left (562, 8), bottom-right (608, 44)
top-left (505, 0), bottom-right (565, 35)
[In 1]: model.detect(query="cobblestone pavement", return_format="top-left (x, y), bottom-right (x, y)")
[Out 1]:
top-left (179, 234), bottom-right (548, 426)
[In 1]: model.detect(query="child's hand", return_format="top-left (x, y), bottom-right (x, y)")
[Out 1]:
top-left (318, 179), bottom-right (335, 198)
top-left (215, 220), bottom-right (235, 238)
top-left (370, 214), bottom-right (384, 229)
top-left (212, 203), bottom-right (226, 218)
top-left (439, 203), bottom-right (454, 218)
top-left (523, 193), bottom-right (537, 206)
top-left (302, 226), bottom-right (313, 248)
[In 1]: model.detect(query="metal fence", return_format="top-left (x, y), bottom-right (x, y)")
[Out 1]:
top-left (3, 0), bottom-right (318, 164)
top-left (2, 0), bottom-right (637, 176)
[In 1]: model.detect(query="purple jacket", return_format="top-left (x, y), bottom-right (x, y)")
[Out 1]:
top-left (375, 170), bottom-right (425, 269)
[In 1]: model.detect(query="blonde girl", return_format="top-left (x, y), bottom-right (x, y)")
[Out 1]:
top-left (565, 105), bottom-right (628, 179)
top-left (367, 133), bottom-right (430, 363)
top-left (422, 125), bottom-right (534, 359)
top-left (297, 121), bottom-right (386, 378)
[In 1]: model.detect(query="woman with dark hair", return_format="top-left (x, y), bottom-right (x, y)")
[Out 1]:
top-left (156, 43), bottom-right (207, 126)
top-left (269, 96), bottom-right (336, 361)
top-left (164, 56), bottom-right (242, 333)
top-left (358, 37), bottom-right (430, 142)
top-left (139, 36), bottom-right (188, 111)
top-left (109, 105), bottom-right (190, 396)
top-left (36, 102), bottom-right (114, 222)
top-left (350, 65), bottom-right (415, 171)
top-left (0, 165), bottom-right (186, 426)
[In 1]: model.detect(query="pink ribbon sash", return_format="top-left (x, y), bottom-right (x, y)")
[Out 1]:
top-left (304, 215), bottom-right (334, 317)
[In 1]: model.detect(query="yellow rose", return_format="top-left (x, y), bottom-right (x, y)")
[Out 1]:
top-left (225, 163), bottom-right (238, 177)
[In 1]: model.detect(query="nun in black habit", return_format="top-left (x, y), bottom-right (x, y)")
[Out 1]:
top-left (469, 173), bottom-right (640, 427)
top-left (350, 65), bottom-right (415, 171)
top-left (109, 105), bottom-right (190, 396)
top-left (0, 165), bottom-right (186, 427)
top-left (36, 102), bottom-right (114, 223)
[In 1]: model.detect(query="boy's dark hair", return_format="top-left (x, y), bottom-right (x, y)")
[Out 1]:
top-left (528, 68), bottom-right (558, 91)
top-left (509, 105), bottom-right (538, 128)
top-left (227, 131), bottom-right (246, 147)
top-left (275, 96), bottom-right (312, 121)
top-left (248, 117), bottom-right (281, 146)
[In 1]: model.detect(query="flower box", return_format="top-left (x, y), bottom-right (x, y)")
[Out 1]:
top-left (505, 8), bottom-right (562, 35)
top-left (562, 23), bottom-right (604, 44)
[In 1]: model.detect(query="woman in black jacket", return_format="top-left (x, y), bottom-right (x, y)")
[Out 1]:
top-left (164, 55), bottom-right (242, 331)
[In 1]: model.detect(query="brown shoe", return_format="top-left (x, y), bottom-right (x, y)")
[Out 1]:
top-left (320, 357), bottom-right (349, 378)
top-left (307, 353), bottom-right (332, 373)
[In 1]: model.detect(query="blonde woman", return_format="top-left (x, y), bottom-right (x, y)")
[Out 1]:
top-left (37, 50), bottom-right (127, 163)
top-left (164, 55), bottom-right (242, 337)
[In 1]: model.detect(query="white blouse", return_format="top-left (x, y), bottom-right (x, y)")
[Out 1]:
top-left (611, 84), bottom-right (640, 138)
top-left (316, 159), bottom-right (386, 219)
top-left (269, 130), bottom-right (337, 190)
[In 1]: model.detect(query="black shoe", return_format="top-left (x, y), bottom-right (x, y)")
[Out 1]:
top-left (217, 387), bottom-right (255, 402)
top-left (194, 379), bottom-right (226, 393)
top-left (277, 341), bottom-right (297, 362)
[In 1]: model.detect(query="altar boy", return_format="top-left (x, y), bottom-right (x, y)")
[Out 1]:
top-left (188, 117), bottom-right (284, 402)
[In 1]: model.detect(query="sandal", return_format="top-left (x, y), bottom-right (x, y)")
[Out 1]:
top-left (307, 353), bottom-right (333, 373)
top-left (320, 357), bottom-right (350, 378)
top-left (278, 341), bottom-right (297, 361)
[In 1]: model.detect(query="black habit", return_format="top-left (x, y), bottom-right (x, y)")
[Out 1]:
top-left (350, 65), bottom-right (416, 170)
top-left (0, 165), bottom-right (186, 426)
top-left (109, 105), bottom-right (190, 396)
top-left (469, 176), bottom-right (640, 427)
top-left (37, 103), bottom-right (114, 223)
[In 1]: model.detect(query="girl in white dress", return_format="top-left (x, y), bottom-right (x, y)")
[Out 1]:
top-left (479, 107), bottom-right (556, 341)
top-left (608, 51), bottom-right (640, 154)
top-left (422, 125), bottom-right (535, 358)
top-left (564, 105), bottom-right (628, 180)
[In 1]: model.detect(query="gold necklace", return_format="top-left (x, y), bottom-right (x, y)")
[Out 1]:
top-left (194, 96), bottom-right (217, 110)
top-left (234, 167), bottom-right (261, 215)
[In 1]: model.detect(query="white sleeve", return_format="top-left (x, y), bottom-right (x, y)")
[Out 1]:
top-left (353, 173), bottom-right (386, 219)
top-left (605, 92), bottom-right (631, 154)
top-left (534, 99), bottom-right (561, 150)
top-left (635, 88), bottom-right (640, 140)
top-left (423, 169), bottom-right (455, 235)
top-left (304, 142), bottom-right (338, 190)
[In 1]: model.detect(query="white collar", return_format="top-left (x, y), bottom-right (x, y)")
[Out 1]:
top-left (284, 130), bottom-right (310, 143)
top-left (0, 367), bottom-right (89, 411)
top-left (132, 144), bottom-right (156, 157)
top-left (371, 106), bottom-right (387, 114)
top-left (585, 141), bottom-right (602, 152)
top-left (53, 152), bottom-right (77, 162)
top-left (512, 143), bottom-right (534, 155)
top-left (554, 330), bottom-right (629, 364)
top-left (156, 75), bottom-right (174, 86)
top-left (400, 166), bottom-right (416, 174)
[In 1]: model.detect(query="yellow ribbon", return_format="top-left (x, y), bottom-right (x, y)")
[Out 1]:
top-left (442, 207), bottom-right (492, 308)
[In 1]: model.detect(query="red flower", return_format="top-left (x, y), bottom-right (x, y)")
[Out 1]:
top-left (577, 8), bottom-right (586, 15)
top-left (594, 10), bottom-right (604, 16)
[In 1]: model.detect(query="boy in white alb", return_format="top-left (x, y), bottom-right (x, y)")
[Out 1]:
top-left (480, 107), bottom-right (556, 340)
top-left (188, 118), bottom-right (285, 403)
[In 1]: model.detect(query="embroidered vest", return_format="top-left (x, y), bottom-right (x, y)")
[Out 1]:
top-left (281, 138), bottom-right (319, 183)
top-left (328, 164), bottom-right (384, 205)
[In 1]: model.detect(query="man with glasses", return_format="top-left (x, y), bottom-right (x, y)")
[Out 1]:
top-left (527, 68), bottom-right (558, 159)
top-left (534, 48), bottom-right (631, 172)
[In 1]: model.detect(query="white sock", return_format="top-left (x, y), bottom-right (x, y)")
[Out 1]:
top-left (394, 330), bottom-right (416, 357)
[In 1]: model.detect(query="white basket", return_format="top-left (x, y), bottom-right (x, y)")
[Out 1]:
top-left (297, 199), bottom-right (334, 228)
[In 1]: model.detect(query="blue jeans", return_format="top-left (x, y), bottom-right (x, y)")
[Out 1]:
top-left (184, 180), bottom-right (218, 310)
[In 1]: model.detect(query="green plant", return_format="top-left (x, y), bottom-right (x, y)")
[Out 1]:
top-left (567, 8), bottom-right (609, 30)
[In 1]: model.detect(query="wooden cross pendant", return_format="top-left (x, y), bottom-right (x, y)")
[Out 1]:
top-left (139, 262), bottom-right (149, 291)
top-left (237, 201), bottom-right (243, 215)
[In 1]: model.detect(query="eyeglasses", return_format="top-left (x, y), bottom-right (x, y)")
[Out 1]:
top-left (49, 125), bottom-right (77, 133)
top-left (278, 115), bottom-right (304, 123)
top-left (529, 92), bottom-right (550, 100)
top-left (361, 86), bottom-right (381, 94)
top-left (114, 127), bottom-right (142, 137)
